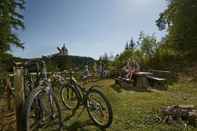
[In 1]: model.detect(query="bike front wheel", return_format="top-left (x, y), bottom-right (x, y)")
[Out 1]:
top-left (86, 88), bottom-right (113, 128)
top-left (21, 86), bottom-right (63, 131)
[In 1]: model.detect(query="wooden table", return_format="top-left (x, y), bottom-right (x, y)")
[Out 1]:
top-left (135, 71), bottom-right (153, 76)
top-left (115, 72), bottom-right (152, 89)
top-left (134, 72), bottom-right (152, 89)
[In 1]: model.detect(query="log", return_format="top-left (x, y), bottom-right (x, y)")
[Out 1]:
top-left (188, 110), bottom-right (197, 126)
top-left (160, 105), bottom-right (197, 127)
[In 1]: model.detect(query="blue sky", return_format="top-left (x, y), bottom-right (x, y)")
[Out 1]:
top-left (13, 0), bottom-right (167, 59)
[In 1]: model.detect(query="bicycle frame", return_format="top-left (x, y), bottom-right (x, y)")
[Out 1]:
top-left (24, 60), bottom-right (55, 119)
top-left (67, 71), bottom-right (96, 106)
top-left (59, 70), bottom-right (113, 128)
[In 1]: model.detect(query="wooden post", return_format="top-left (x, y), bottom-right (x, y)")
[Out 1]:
top-left (14, 62), bottom-right (25, 131)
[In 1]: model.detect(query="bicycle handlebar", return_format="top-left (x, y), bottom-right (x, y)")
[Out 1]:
top-left (24, 60), bottom-right (48, 80)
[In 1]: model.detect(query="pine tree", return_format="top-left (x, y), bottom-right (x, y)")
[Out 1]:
top-left (0, 0), bottom-right (25, 55)
top-left (125, 42), bottom-right (129, 50)
top-left (128, 38), bottom-right (135, 49)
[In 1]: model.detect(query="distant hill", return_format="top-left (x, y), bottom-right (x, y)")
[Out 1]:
top-left (1, 54), bottom-right (96, 72)
top-left (42, 55), bottom-right (96, 71)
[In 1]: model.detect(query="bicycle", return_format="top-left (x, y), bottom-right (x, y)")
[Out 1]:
top-left (58, 70), bottom-right (113, 128)
top-left (21, 60), bottom-right (63, 131)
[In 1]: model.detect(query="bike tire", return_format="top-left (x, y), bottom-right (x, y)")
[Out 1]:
top-left (60, 84), bottom-right (80, 111)
top-left (86, 88), bottom-right (113, 128)
top-left (21, 86), bottom-right (63, 131)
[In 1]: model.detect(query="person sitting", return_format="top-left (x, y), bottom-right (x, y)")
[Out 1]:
top-left (123, 59), bottom-right (140, 80)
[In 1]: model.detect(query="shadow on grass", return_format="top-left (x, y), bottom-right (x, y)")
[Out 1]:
top-left (62, 107), bottom-right (106, 131)
top-left (65, 120), bottom-right (106, 131)
top-left (149, 82), bottom-right (168, 91)
top-left (111, 82), bottom-right (151, 93)
top-left (111, 83), bottom-right (123, 93)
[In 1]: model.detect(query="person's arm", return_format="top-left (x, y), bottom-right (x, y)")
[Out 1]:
top-left (123, 65), bottom-right (129, 72)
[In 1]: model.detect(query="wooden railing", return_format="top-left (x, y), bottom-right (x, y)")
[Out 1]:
top-left (1, 67), bottom-right (72, 131)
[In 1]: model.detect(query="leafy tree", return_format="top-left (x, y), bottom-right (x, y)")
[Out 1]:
top-left (138, 34), bottom-right (158, 58)
top-left (112, 32), bottom-right (161, 71)
top-left (156, 0), bottom-right (197, 57)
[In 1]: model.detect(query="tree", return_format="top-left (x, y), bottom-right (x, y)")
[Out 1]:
top-left (128, 38), bottom-right (135, 49)
top-left (99, 53), bottom-right (110, 66)
top-left (125, 38), bottom-right (136, 50)
top-left (125, 42), bottom-right (129, 50)
top-left (0, 0), bottom-right (25, 55)
top-left (139, 34), bottom-right (158, 58)
top-left (114, 32), bottom-right (160, 69)
top-left (156, 0), bottom-right (197, 57)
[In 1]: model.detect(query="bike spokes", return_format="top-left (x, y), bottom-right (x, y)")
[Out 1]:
top-left (61, 86), bottom-right (79, 110)
top-left (27, 93), bottom-right (61, 131)
top-left (87, 92), bottom-right (111, 127)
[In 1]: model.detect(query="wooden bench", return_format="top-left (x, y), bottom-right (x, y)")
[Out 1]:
top-left (146, 75), bottom-right (167, 89)
top-left (146, 75), bottom-right (166, 81)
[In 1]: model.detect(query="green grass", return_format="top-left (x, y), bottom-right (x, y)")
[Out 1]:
top-left (58, 79), bottom-right (197, 131)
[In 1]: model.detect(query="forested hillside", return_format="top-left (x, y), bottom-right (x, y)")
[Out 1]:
top-left (0, 54), bottom-right (95, 74)
top-left (42, 55), bottom-right (95, 71)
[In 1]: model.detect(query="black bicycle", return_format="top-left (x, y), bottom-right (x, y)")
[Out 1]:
top-left (58, 70), bottom-right (113, 128)
top-left (21, 60), bottom-right (63, 131)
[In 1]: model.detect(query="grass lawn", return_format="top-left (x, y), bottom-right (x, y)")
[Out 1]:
top-left (58, 79), bottom-right (197, 131)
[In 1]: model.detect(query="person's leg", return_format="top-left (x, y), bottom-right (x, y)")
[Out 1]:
top-left (126, 72), bottom-right (130, 79)
top-left (129, 70), bottom-right (135, 80)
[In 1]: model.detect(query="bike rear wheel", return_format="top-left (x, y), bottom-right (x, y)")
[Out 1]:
top-left (21, 86), bottom-right (63, 131)
top-left (60, 84), bottom-right (80, 111)
top-left (86, 88), bottom-right (113, 128)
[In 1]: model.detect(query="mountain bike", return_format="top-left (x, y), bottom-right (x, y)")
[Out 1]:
top-left (59, 70), bottom-right (113, 128)
top-left (21, 60), bottom-right (63, 131)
